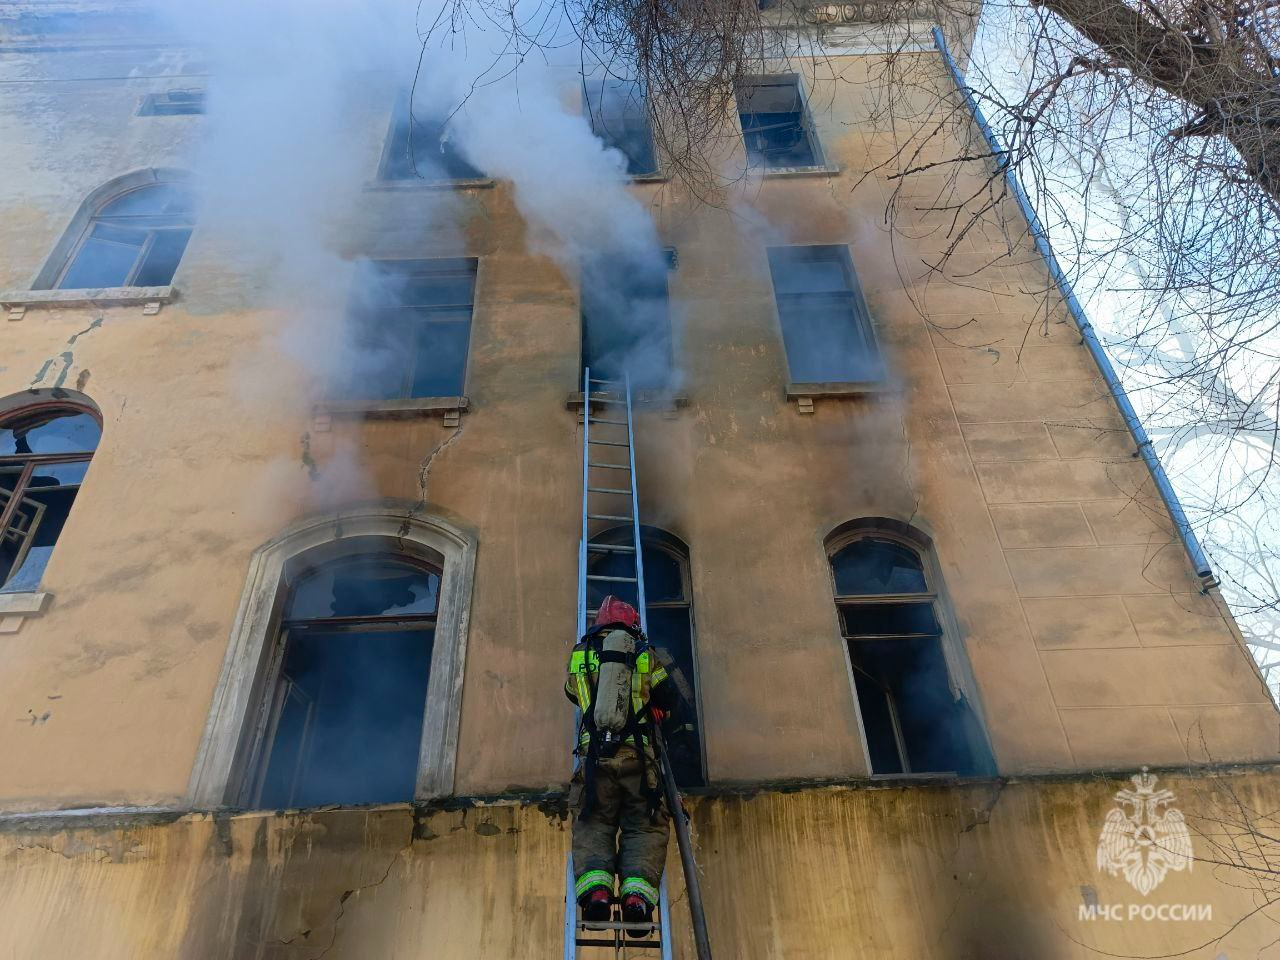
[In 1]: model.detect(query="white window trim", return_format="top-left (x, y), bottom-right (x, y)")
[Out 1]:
top-left (186, 506), bottom-right (478, 809)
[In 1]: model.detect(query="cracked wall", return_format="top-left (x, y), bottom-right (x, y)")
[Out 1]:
top-left (4, 774), bottom-right (1280, 958)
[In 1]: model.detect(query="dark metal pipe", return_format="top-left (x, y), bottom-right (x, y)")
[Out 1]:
top-left (653, 726), bottom-right (714, 960)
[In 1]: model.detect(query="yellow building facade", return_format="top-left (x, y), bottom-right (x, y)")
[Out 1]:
top-left (1, 2), bottom-right (1278, 957)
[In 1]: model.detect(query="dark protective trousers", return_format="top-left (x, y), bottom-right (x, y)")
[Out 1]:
top-left (572, 746), bottom-right (670, 904)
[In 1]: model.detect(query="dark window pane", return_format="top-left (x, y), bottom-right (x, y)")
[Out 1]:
top-left (410, 313), bottom-right (471, 397)
top-left (847, 636), bottom-right (992, 776)
top-left (348, 260), bottom-right (476, 399)
top-left (258, 626), bottom-right (434, 807)
top-left (648, 607), bottom-right (703, 787)
top-left (581, 252), bottom-right (672, 389)
top-left (59, 235), bottom-right (142, 288)
top-left (287, 556), bottom-right (440, 620)
top-left (28, 462), bottom-right (89, 488)
top-left (642, 545), bottom-right (684, 603)
top-left (139, 90), bottom-right (206, 116)
top-left (133, 229), bottom-right (192, 286)
top-left (0, 411), bottom-right (100, 456)
top-left (831, 537), bottom-right (927, 596)
top-left (381, 103), bottom-right (483, 181)
top-left (768, 246), bottom-right (879, 383)
top-left (839, 601), bottom-right (940, 638)
top-left (0, 485), bottom-right (78, 594)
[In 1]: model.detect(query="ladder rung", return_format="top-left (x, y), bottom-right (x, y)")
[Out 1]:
top-left (588, 486), bottom-right (631, 495)
top-left (588, 462), bottom-right (630, 470)
top-left (587, 513), bottom-right (632, 522)
top-left (575, 939), bottom-right (662, 950)
top-left (577, 920), bottom-right (662, 932)
top-left (588, 439), bottom-right (630, 447)
top-left (586, 574), bottom-right (638, 582)
top-left (589, 417), bottom-right (628, 425)
top-left (587, 377), bottom-right (618, 385)
top-left (587, 543), bottom-right (635, 553)
top-left (586, 395), bottom-right (627, 405)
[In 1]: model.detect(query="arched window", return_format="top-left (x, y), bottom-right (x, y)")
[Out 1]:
top-left (188, 510), bottom-right (477, 809)
top-left (247, 552), bottom-right (440, 808)
top-left (53, 179), bottom-right (195, 290)
top-left (828, 521), bottom-right (993, 777)
top-left (587, 526), bottom-right (705, 787)
top-left (0, 402), bottom-right (100, 594)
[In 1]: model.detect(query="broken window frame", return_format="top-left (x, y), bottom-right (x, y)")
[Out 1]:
top-left (827, 523), bottom-right (994, 778)
top-left (586, 525), bottom-right (707, 787)
top-left (767, 244), bottom-right (882, 385)
top-left (348, 258), bottom-right (478, 400)
top-left (583, 79), bottom-right (659, 177)
top-left (579, 247), bottom-right (677, 392)
top-left (735, 74), bottom-right (824, 170)
top-left (240, 551), bottom-right (442, 809)
top-left (0, 403), bottom-right (99, 595)
top-left (377, 93), bottom-right (485, 182)
top-left (54, 182), bottom-right (195, 290)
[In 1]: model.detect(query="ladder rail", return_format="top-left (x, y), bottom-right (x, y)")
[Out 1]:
top-left (568, 369), bottom-right (674, 960)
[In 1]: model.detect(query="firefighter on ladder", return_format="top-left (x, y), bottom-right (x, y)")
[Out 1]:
top-left (567, 595), bottom-right (681, 935)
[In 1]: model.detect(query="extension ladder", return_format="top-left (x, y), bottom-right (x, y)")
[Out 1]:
top-left (564, 368), bottom-right (674, 959)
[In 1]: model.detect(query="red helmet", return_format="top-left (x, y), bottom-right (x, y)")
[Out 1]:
top-left (595, 595), bottom-right (640, 630)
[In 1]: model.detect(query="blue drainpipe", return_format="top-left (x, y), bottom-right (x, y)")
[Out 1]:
top-left (931, 25), bottom-right (1216, 588)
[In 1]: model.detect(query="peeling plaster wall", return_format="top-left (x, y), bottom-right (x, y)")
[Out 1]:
top-left (0, 14), bottom-right (1274, 814)
top-left (3, 775), bottom-right (1280, 958)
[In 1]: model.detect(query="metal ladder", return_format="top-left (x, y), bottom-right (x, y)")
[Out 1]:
top-left (564, 368), bottom-right (674, 959)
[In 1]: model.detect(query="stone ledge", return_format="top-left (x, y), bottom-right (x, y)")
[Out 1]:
top-left (759, 163), bottom-right (842, 179)
top-left (315, 396), bottom-right (470, 423)
top-left (0, 285), bottom-right (173, 316)
top-left (0, 591), bottom-right (50, 634)
top-left (363, 178), bottom-right (495, 192)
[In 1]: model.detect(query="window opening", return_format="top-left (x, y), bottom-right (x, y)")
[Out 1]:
top-left (767, 245), bottom-right (880, 383)
top-left (0, 406), bottom-right (99, 594)
top-left (379, 95), bottom-right (483, 181)
top-left (248, 553), bottom-right (440, 808)
top-left (585, 79), bottom-right (658, 176)
top-left (138, 89), bottom-right (206, 116)
top-left (587, 527), bottom-right (705, 786)
top-left (581, 249), bottom-right (674, 391)
top-left (56, 182), bottom-right (194, 290)
top-left (346, 258), bottom-right (477, 399)
top-left (831, 533), bottom-right (993, 777)
top-left (737, 76), bottom-right (819, 169)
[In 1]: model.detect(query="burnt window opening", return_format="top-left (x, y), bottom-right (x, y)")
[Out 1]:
top-left (138, 89), bottom-right (206, 116)
top-left (737, 76), bottom-right (820, 169)
top-left (767, 245), bottom-right (880, 384)
top-left (830, 531), bottom-right (994, 778)
top-left (247, 552), bottom-right (440, 809)
top-left (0, 405), bottom-right (100, 595)
top-left (379, 95), bottom-right (483, 182)
top-left (581, 249), bottom-right (674, 391)
top-left (587, 526), bottom-right (705, 787)
top-left (55, 182), bottom-right (194, 290)
top-left (585, 79), bottom-right (658, 176)
top-left (345, 258), bottom-right (477, 399)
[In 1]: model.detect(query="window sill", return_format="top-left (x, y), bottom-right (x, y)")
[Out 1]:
top-left (2, 285), bottom-right (174, 318)
top-left (787, 380), bottom-right (890, 413)
top-left (629, 172), bottom-right (670, 184)
top-left (364, 178), bottom-right (495, 192)
top-left (316, 396), bottom-right (470, 423)
top-left (566, 390), bottom-right (689, 416)
top-left (756, 163), bottom-right (842, 179)
top-left (0, 591), bottom-right (50, 634)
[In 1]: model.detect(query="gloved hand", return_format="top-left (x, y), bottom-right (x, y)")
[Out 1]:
top-left (649, 708), bottom-right (667, 725)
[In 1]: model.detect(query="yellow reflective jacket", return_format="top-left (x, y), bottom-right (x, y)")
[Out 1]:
top-left (565, 629), bottom-right (677, 752)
